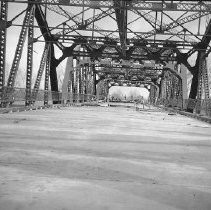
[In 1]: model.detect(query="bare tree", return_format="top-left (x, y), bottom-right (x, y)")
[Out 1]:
top-left (110, 89), bottom-right (123, 101)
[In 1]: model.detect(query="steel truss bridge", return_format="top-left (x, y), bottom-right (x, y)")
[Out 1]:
top-left (0, 0), bottom-right (211, 115)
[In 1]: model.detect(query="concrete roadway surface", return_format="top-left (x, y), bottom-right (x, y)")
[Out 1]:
top-left (0, 106), bottom-right (211, 210)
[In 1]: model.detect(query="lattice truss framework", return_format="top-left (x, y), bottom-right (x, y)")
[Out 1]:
top-left (0, 0), bottom-right (211, 109)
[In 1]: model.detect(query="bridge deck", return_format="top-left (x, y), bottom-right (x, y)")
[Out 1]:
top-left (0, 106), bottom-right (211, 210)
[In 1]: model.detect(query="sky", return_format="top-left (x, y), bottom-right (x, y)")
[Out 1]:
top-left (4, 1), bottom-right (211, 92)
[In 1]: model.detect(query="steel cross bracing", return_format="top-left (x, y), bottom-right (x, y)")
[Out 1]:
top-left (7, 4), bottom-right (35, 88)
top-left (54, 9), bottom-right (116, 39)
top-left (131, 9), bottom-right (207, 43)
top-left (45, 3), bottom-right (119, 39)
top-left (1, 0), bottom-right (211, 114)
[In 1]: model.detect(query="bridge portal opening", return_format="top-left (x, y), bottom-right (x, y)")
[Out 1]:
top-left (109, 86), bottom-right (149, 103)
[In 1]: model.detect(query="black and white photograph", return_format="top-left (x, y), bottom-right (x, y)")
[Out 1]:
top-left (0, 0), bottom-right (211, 209)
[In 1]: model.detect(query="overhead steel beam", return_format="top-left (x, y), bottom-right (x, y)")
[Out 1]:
top-left (46, 26), bottom-right (211, 38)
top-left (6, 1), bottom-right (211, 12)
top-left (64, 51), bottom-right (177, 61)
top-left (55, 35), bottom-right (197, 48)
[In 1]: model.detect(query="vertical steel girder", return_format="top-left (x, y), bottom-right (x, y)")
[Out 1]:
top-left (160, 77), bottom-right (166, 99)
top-left (71, 63), bottom-right (75, 94)
top-left (78, 66), bottom-right (82, 96)
top-left (149, 85), bottom-right (156, 104)
top-left (167, 73), bottom-right (180, 101)
top-left (7, 4), bottom-right (34, 88)
top-left (160, 71), bottom-right (170, 101)
top-left (171, 76), bottom-right (178, 99)
top-left (49, 45), bottom-right (59, 98)
top-left (84, 66), bottom-right (88, 95)
top-left (44, 44), bottom-right (51, 105)
top-left (197, 53), bottom-right (210, 100)
top-left (102, 80), bottom-right (109, 99)
top-left (25, 6), bottom-right (35, 106)
top-left (69, 63), bottom-right (75, 101)
top-left (81, 66), bottom-right (85, 102)
top-left (159, 68), bottom-right (183, 106)
top-left (187, 52), bottom-right (210, 113)
top-left (66, 59), bottom-right (74, 102)
top-left (195, 52), bottom-right (210, 114)
top-left (96, 79), bottom-right (108, 100)
top-left (113, 0), bottom-right (127, 58)
top-left (150, 85), bottom-right (154, 102)
top-left (174, 76), bottom-right (183, 101)
top-left (186, 18), bottom-right (211, 113)
top-left (165, 73), bottom-right (171, 100)
top-left (35, 4), bottom-right (59, 96)
top-left (71, 65), bottom-right (76, 101)
top-left (0, 0), bottom-right (8, 93)
top-left (32, 43), bottom-right (49, 102)
top-left (67, 75), bottom-right (72, 93)
top-left (87, 66), bottom-right (93, 95)
top-left (91, 63), bottom-right (97, 95)
top-left (66, 58), bottom-right (73, 98)
top-left (75, 61), bottom-right (79, 101)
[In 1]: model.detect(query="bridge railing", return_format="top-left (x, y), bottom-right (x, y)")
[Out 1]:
top-left (0, 87), bottom-right (97, 107)
top-left (154, 98), bottom-right (211, 117)
top-left (155, 98), bottom-right (183, 109)
top-left (183, 99), bottom-right (211, 117)
top-left (61, 92), bottom-right (97, 103)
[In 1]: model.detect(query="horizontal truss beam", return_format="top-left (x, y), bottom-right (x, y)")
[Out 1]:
top-left (6, 1), bottom-right (211, 12)
top-left (55, 35), bottom-right (197, 47)
top-left (66, 51), bottom-right (177, 61)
